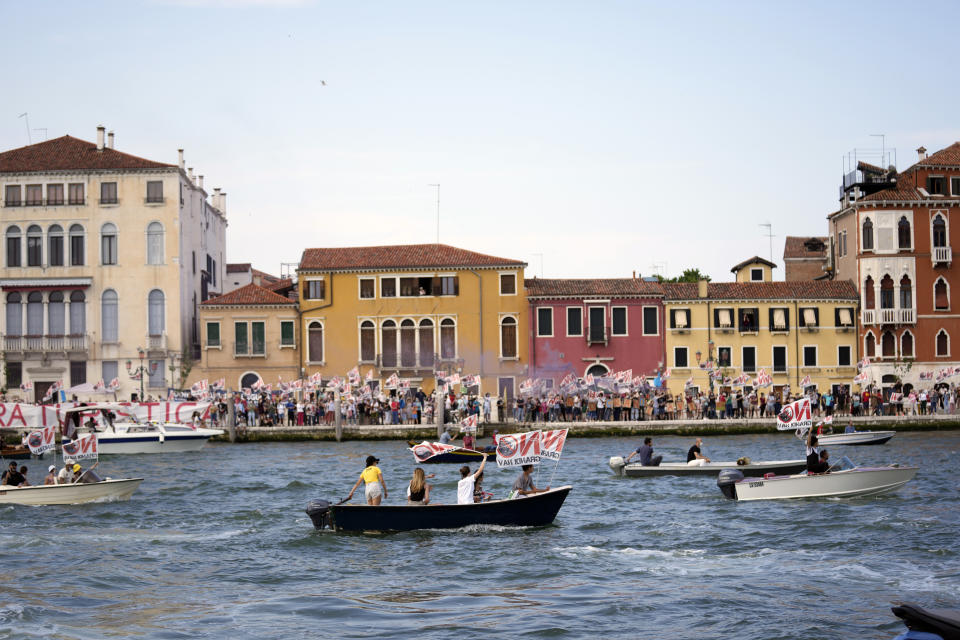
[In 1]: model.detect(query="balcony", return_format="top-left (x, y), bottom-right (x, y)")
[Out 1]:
top-left (147, 334), bottom-right (167, 351)
top-left (1, 334), bottom-right (89, 353)
top-left (586, 324), bottom-right (608, 346)
top-left (933, 246), bottom-right (952, 266)
top-left (861, 308), bottom-right (915, 326)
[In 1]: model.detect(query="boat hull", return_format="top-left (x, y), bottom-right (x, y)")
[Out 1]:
top-left (320, 485), bottom-right (572, 532)
top-left (0, 478), bottom-right (143, 505)
top-left (95, 434), bottom-right (219, 454)
top-left (726, 466), bottom-right (917, 501)
top-left (609, 456), bottom-right (807, 478)
top-left (816, 431), bottom-right (895, 446)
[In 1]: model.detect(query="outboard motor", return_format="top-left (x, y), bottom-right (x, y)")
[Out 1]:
top-left (608, 456), bottom-right (626, 475)
top-left (717, 469), bottom-right (744, 500)
top-left (305, 499), bottom-right (332, 530)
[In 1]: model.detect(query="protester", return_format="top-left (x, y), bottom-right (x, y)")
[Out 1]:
top-left (406, 468), bottom-right (432, 505)
top-left (457, 454), bottom-right (488, 504)
top-left (348, 455), bottom-right (387, 505)
top-left (512, 464), bottom-right (550, 497)
top-left (44, 465), bottom-right (58, 485)
top-left (686, 438), bottom-right (710, 466)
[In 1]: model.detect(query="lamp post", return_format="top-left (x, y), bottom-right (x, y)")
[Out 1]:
top-left (126, 347), bottom-right (157, 401)
top-left (696, 340), bottom-right (716, 393)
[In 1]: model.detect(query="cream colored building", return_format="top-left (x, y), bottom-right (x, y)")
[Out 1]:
top-left (0, 127), bottom-right (227, 400)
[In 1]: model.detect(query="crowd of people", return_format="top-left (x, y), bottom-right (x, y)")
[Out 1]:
top-left (0, 457), bottom-right (92, 487)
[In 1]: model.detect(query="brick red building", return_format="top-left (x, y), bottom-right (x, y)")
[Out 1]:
top-left (783, 236), bottom-right (827, 281)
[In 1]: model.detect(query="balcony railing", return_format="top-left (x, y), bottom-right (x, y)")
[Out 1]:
top-left (933, 246), bottom-right (952, 265)
top-left (0, 334), bottom-right (89, 352)
top-left (861, 308), bottom-right (915, 326)
top-left (586, 324), bottom-right (608, 345)
top-left (147, 334), bottom-right (167, 350)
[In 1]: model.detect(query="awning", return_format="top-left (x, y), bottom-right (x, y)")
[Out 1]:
top-left (1, 277), bottom-right (92, 291)
top-left (773, 308), bottom-right (786, 329)
top-left (674, 309), bottom-right (688, 328)
top-left (718, 309), bottom-right (732, 327)
top-left (803, 308), bottom-right (817, 326)
top-left (839, 308), bottom-right (852, 326)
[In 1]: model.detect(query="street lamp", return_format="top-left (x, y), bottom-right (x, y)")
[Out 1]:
top-left (126, 347), bottom-right (157, 401)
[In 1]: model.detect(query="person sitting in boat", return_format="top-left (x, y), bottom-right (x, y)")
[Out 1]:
top-left (624, 437), bottom-right (662, 467)
top-left (1, 461), bottom-right (25, 486)
top-left (686, 438), bottom-right (711, 466)
top-left (805, 432), bottom-right (829, 474)
top-left (462, 430), bottom-right (475, 451)
top-left (347, 456), bottom-right (387, 505)
top-left (71, 463), bottom-right (84, 483)
top-left (845, 422), bottom-right (855, 433)
top-left (473, 470), bottom-right (493, 503)
top-left (439, 428), bottom-right (453, 445)
top-left (57, 458), bottom-right (76, 484)
top-left (457, 454), bottom-right (488, 504)
top-left (512, 464), bottom-right (550, 497)
top-left (44, 465), bottom-right (58, 485)
top-left (406, 468), bottom-right (433, 505)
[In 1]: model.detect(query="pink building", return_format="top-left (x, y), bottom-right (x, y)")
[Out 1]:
top-left (525, 278), bottom-right (665, 383)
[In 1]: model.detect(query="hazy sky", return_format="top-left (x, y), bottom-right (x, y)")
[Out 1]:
top-left (4, 0), bottom-right (960, 282)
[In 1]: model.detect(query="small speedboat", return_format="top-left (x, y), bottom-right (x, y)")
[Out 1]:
top-left (306, 485), bottom-right (572, 533)
top-left (609, 456), bottom-right (807, 478)
top-left (816, 430), bottom-right (895, 446)
top-left (717, 457), bottom-right (917, 501)
top-left (406, 440), bottom-right (497, 463)
top-left (61, 404), bottom-right (223, 454)
top-left (891, 602), bottom-right (960, 639)
top-left (0, 469), bottom-right (142, 505)
top-left (0, 442), bottom-right (34, 460)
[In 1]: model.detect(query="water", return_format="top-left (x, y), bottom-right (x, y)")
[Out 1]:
top-left (0, 431), bottom-right (957, 639)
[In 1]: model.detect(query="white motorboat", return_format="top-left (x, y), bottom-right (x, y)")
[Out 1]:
top-left (61, 404), bottom-right (223, 454)
top-left (815, 430), bottom-right (895, 446)
top-left (608, 456), bottom-right (807, 478)
top-left (717, 457), bottom-right (917, 501)
top-left (0, 475), bottom-right (142, 505)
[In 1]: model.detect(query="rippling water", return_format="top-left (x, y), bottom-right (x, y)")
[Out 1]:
top-left (1, 431), bottom-right (957, 639)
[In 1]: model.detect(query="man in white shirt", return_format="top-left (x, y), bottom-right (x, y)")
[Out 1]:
top-left (457, 454), bottom-right (488, 504)
top-left (57, 458), bottom-right (76, 484)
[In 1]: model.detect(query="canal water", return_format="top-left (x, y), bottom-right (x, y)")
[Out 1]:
top-left (1, 431), bottom-right (957, 639)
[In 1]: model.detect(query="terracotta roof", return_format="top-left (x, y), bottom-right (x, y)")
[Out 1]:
top-left (252, 268), bottom-right (281, 286)
top-left (663, 280), bottom-right (858, 301)
top-left (201, 283), bottom-right (296, 307)
top-left (860, 142), bottom-right (960, 202)
top-left (783, 236), bottom-right (828, 259)
top-left (525, 278), bottom-right (663, 298)
top-left (917, 141), bottom-right (960, 167)
top-left (226, 263), bottom-right (251, 273)
top-left (730, 256), bottom-right (777, 273)
top-left (857, 160), bottom-right (887, 174)
top-left (299, 244), bottom-right (526, 271)
top-left (0, 135), bottom-right (174, 173)
top-left (264, 277), bottom-right (293, 292)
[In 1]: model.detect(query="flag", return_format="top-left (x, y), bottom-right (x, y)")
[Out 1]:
top-left (434, 370), bottom-right (447, 381)
top-left (460, 414), bottom-right (478, 434)
top-left (661, 368), bottom-right (671, 380)
top-left (19, 381), bottom-right (33, 392)
top-left (496, 430), bottom-right (542, 467)
top-left (519, 379), bottom-right (534, 395)
top-left (448, 373), bottom-right (461, 386)
top-left (251, 377), bottom-right (264, 390)
top-left (167, 388), bottom-right (174, 401)
top-left (385, 373), bottom-right (400, 389)
top-left (409, 441), bottom-right (458, 463)
top-left (584, 374), bottom-right (595, 387)
top-left (858, 357), bottom-right (871, 370)
top-left (23, 423), bottom-right (57, 455)
top-left (685, 376), bottom-right (694, 388)
top-left (799, 375), bottom-right (812, 388)
top-left (191, 379), bottom-right (208, 394)
top-left (398, 379), bottom-right (411, 390)
top-left (347, 367), bottom-right (360, 385)
top-left (777, 398), bottom-right (812, 431)
top-left (61, 433), bottom-right (99, 460)
top-left (92, 379), bottom-right (106, 392)
top-left (462, 375), bottom-right (480, 388)
top-left (540, 428), bottom-right (568, 462)
top-left (108, 377), bottom-right (121, 391)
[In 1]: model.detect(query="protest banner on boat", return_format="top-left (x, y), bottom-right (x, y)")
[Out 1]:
top-left (540, 429), bottom-right (567, 462)
top-left (23, 423), bottom-right (57, 455)
top-left (408, 441), bottom-right (458, 463)
top-left (496, 430), bottom-right (542, 468)
top-left (777, 397), bottom-right (812, 431)
top-left (62, 433), bottom-right (98, 460)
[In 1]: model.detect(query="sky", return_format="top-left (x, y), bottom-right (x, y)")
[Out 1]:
top-left (3, 0), bottom-right (960, 282)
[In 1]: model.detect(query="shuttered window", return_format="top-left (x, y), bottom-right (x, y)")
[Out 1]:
top-left (717, 309), bottom-right (732, 328)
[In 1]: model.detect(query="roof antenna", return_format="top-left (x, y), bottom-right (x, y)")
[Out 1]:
top-left (759, 222), bottom-right (774, 262)
top-left (18, 112), bottom-right (31, 144)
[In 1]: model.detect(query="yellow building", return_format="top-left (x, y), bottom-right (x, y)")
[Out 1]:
top-left (663, 264), bottom-right (860, 398)
top-left (192, 283), bottom-right (300, 390)
top-left (297, 244), bottom-right (528, 397)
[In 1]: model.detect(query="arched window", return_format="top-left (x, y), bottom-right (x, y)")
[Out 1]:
top-left (865, 332), bottom-right (876, 358)
top-left (69, 290), bottom-right (86, 335)
top-left (146, 222), bottom-right (164, 265)
top-left (48, 291), bottom-right (65, 336)
top-left (240, 372), bottom-right (261, 390)
top-left (933, 214), bottom-right (947, 248)
top-left (864, 276), bottom-right (875, 309)
top-left (101, 223), bottom-right (117, 265)
top-left (308, 321), bottom-right (323, 362)
top-left (148, 289), bottom-right (164, 335)
top-left (26, 224), bottom-right (42, 266)
top-left (48, 224), bottom-right (64, 266)
top-left (862, 217), bottom-right (874, 251)
top-left (936, 330), bottom-right (950, 357)
top-left (586, 363), bottom-right (609, 377)
top-left (899, 275), bottom-right (912, 309)
top-left (898, 216), bottom-right (911, 249)
top-left (901, 331), bottom-right (914, 358)
top-left (101, 289), bottom-right (118, 343)
top-left (26, 292), bottom-right (43, 335)
top-left (69, 224), bottom-right (84, 266)
top-left (934, 278), bottom-right (949, 310)
top-left (360, 320), bottom-right (376, 362)
top-left (6, 225), bottom-right (21, 267)
top-left (881, 331), bottom-right (896, 358)
top-left (381, 320), bottom-right (397, 367)
top-left (419, 319), bottom-right (434, 367)
top-left (400, 319), bottom-right (416, 367)
top-left (5, 292), bottom-right (21, 336)
top-left (880, 274), bottom-right (894, 309)
top-left (440, 318), bottom-right (455, 360)
top-left (500, 316), bottom-right (518, 358)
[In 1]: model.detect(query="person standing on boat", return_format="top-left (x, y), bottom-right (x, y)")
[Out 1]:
top-left (348, 456), bottom-right (387, 505)
top-left (457, 454), bottom-right (488, 504)
top-left (805, 430), bottom-right (829, 474)
top-left (624, 437), bottom-right (662, 466)
top-left (686, 438), bottom-right (711, 466)
top-left (512, 464), bottom-right (550, 497)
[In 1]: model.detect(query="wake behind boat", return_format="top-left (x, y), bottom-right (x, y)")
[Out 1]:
top-left (608, 456), bottom-right (807, 478)
top-left (306, 485), bottom-right (572, 532)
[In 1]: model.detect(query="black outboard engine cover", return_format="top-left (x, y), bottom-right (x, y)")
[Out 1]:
top-left (717, 469), bottom-right (744, 500)
top-left (305, 499), bottom-right (332, 529)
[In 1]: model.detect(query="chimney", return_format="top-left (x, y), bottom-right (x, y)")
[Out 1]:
top-left (918, 146), bottom-right (928, 161)
top-left (188, 167), bottom-right (194, 182)
top-left (213, 187), bottom-right (221, 210)
top-left (632, 270), bottom-right (636, 279)
top-left (178, 149), bottom-right (185, 170)
top-left (107, 131), bottom-right (114, 149)
top-left (219, 191), bottom-right (226, 214)
top-left (198, 175), bottom-right (204, 190)
top-left (96, 125), bottom-right (105, 151)
top-left (697, 279), bottom-right (708, 298)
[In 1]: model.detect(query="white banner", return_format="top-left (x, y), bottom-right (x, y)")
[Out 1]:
top-left (776, 398), bottom-right (812, 431)
top-left (409, 441), bottom-right (457, 463)
top-left (496, 430), bottom-right (542, 467)
top-left (0, 402), bottom-right (211, 430)
top-left (61, 433), bottom-right (98, 460)
top-left (23, 423), bottom-right (57, 455)
top-left (540, 429), bottom-right (568, 462)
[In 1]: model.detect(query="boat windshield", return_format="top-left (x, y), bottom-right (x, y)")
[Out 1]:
top-left (828, 456), bottom-right (856, 472)
top-left (77, 469), bottom-right (104, 484)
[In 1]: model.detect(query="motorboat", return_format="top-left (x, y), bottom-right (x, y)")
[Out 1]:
top-left (717, 457), bottom-right (917, 501)
top-left (0, 441), bottom-right (33, 460)
top-left (608, 456), bottom-right (807, 478)
top-left (406, 440), bottom-right (497, 463)
top-left (0, 469), bottom-right (142, 505)
top-left (815, 430), bottom-right (895, 446)
top-left (891, 602), bottom-right (960, 640)
top-left (61, 404), bottom-right (223, 454)
top-left (306, 485), bottom-right (572, 533)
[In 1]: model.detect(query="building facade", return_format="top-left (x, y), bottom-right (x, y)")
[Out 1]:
top-left (525, 278), bottom-right (665, 382)
top-left (0, 128), bottom-right (227, 400)
top-left (782, 237), bottom-right (828, 281)
top-left (297, 244), bottom-right (528, 397)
